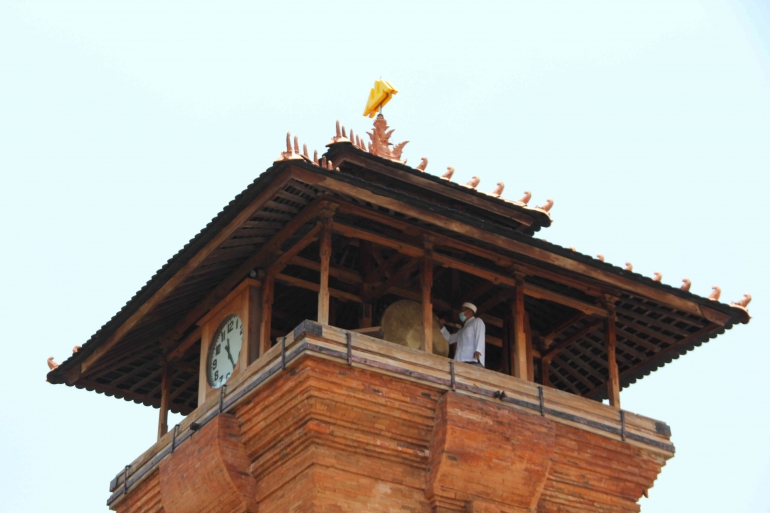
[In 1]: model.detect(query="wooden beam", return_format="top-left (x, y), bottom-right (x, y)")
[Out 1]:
top-left (614, 325), bottom-right (662, 354)
top-left (289, 256), bottom-right (361, 285)
top-left (462, 281), bottom-right (495, 304)
top-left (421, 246), bottom-right (434, 354)
top-left (157, 360), bottom-right (171, 440)
top-left (365, 252), bottom-right (403, 286)
top-left (167, 327), bottom-right (202, 362)
top-left (523, 284), bottom-right (606, 317)
top-left (525, 312), bottom-right (535, 382)
top-left (293, 170), bottom-right (711, 317)
top-left (274, 273), bottom-right (362, 303)
top-left (605, 306), bottom-right (621, 408)
top-left (544, 313), bottom-right (586, 340)
top-left (80, 169), bottom-right (295, 374)
top-left (110, 357), bottom-right (159, 388)
top-left (359, 241), bottom-right (373, 328)
top-left (86, 343), bottom-right (160, 380)
top-left (332, 222), bottom-right (424, 258)
top-left (330, 151), bottom-right (539, 226)
top-left (259, 274), bottom-right (275, 356)
top-left (332, 221), bottom-right (606, 317)
top-left (161, 198), bottom-right (329, 357)
top-left (370, 258), bottom-right (420, 299)
top-left (555, 358), bottom-right (596, 390)
top-left (478, 289), bottom-right (515, 314)
top-left (587, 322), bottom-right (721, 399)
top-left (512, 275), bottom-right (528, 380)
top-left (169, 373), bottom-right (198, 402)
top-left (268, 224), bottom-right (322, 276)
top-left (317, 219), bottom-right (333, 324)
top-left (542, 358), bottom-right (550, 387)
top-left (542, 320), bottom-right (604, 362)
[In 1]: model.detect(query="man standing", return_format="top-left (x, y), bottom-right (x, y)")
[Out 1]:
top-left (439, 302), bottom-right (486, 367)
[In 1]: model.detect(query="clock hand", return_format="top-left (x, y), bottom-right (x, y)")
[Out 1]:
top-left (224, 343), bottom-right (236, 367)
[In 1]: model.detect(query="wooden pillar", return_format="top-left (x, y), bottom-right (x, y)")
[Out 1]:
top-left (157, 359), bottom-right (172, 440)
top-left (259, 274), bottom-right (274, 356)
top-left (317, 219), bottom-right (332, 324)
top-left (525, 312), bottom-right (534, 382)
top-left (605, 302), bottom-right (621, 408)
top-left (248, 281), bottom-right (263, 364)
top-left (512, 274), bottom-right (528, 379)
top-left (359, 241), bottom-right (373, 328)
top-left (421, 244), bottom-right (434, 355)
top-left (502, 314), bottom-right (512, 376)
top-left (541, 358), bottom-right (550, 387)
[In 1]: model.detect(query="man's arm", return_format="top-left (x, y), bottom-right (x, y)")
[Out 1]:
top-left (440, 326), bottom-right (458, 344)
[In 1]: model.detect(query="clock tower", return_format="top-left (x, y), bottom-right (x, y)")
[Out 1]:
top-left (47, 115), bottom-right (750, 513)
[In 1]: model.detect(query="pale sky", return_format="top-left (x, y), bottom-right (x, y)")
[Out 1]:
top-left (1, 1), bottom-right (769, 511)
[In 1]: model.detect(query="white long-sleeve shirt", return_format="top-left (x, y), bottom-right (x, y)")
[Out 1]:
top-left (440, 316), bottom-right (485, 367)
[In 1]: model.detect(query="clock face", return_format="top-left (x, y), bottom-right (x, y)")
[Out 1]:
top-left (206, 314), bottom-right (243, 388)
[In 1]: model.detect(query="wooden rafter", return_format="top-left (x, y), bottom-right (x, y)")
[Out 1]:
top-left (275, 273), bottom-right (362, 303)
top-left (293, 168), bottom-right (715, 318)
top-left (370, 258), bottom-right (420, 299)
top-left (331, 220), bottom-right (607, 317)
top-left (542, 320), bottom-right (603, 362)
top-left (616, 308), bottom-right (694, 338)
top-left (461, 282), bottom-right (496, 304)
top-left (162, 199), bottom-right (329, 359)
top-left (77, 171), bottom-right (298, 375)
top-left (614, 325), bottom-right (663, 354)
top-left (586, 323), bottom-right (721, 399)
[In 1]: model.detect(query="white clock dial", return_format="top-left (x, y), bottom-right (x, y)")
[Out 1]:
top-left (206, 314), bottom-right (243, 388)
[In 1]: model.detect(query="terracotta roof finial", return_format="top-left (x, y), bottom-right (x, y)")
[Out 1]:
top-left (416, 158), bottom-right (428, 172)
top-left (681, 278), bottom-right (691, 291)
top-left (442, 166), bottom-right (455, 181)
top-left (465, 176), bottom-right (480, 189)
top-left (321, 156), bottom-right (328, 168)
top-left (276, 132), bottom-right (303, 161)
top-left (342, 125), bottom-right (347, 138)
top-left (625, 262), bottom-right (633, 271)
top-left (313, 150), bottom-right (319, 165)
top-left (597, 254), bottom-right (605, 262)
top-left (492, 182), bottom-right (504, 197)
top-left (47, 357), bottom-right (59, 371)
top-left (652, 272), bottom-right (662, 282)
top-left (569, 246), bottom-right (576, 251)
top-left (731, 294), bottom-right (752, 309)
top-left (536, 198), bottom-right (553, 212)
top-left (518, 191), bottom-right (532, 205)
top-left (72, 345), bottom-right (81, 354)
top-left (302, 143), bottom-right (309, 159)
top-left (708, 286), bottom-right (721, 301)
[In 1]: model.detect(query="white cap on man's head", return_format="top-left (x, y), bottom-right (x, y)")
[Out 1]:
top-left (461, 302), bottom-right (477, 314)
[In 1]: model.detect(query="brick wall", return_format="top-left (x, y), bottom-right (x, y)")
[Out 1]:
top-left (113, 357), bottom-right (670, 513)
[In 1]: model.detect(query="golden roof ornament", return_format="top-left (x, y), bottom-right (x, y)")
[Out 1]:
top-left (361, 79), bottom-right (409, 163)
top-left (363, 79), bottom-right (398, 118)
